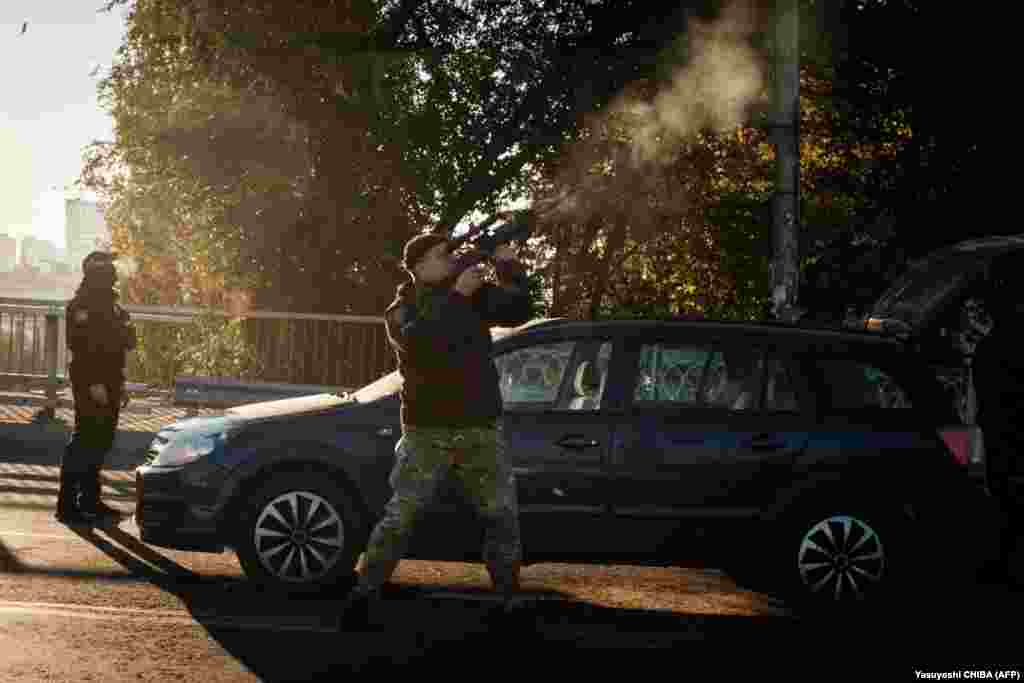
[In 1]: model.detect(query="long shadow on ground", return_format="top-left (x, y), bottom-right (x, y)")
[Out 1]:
top-left (5, 522), bottom-right (1022, 678)
top-left (2, 420), bottom-right (1022, 676)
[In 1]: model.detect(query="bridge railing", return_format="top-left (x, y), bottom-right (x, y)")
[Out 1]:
top-left (0, 297), bottom-right (391, 416)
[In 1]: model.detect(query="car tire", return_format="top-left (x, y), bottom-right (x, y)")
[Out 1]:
top-left (234, 472), bottom-right (366, 594)
top-left (760, 502), bottom-right (916, 616)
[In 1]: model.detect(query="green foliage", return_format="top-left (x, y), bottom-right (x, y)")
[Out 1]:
top-left (86, 0), bottom-right (701, 318)
top-left (124, 315), bottom-right (263, 387)
top-left (84, 0), bottom-right (986, 334)
top-left (523, 270), bottom-right (549, 320)
top-left (176, 313), bottom-right (264, 381)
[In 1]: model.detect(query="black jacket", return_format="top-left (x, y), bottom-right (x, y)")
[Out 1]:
top-left (385, 261), bottom-right (532, 428)
top-left (66, 289), bottom-right (137, 387)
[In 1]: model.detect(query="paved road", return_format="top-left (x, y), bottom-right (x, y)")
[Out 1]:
top-left (0, 401), bottom-right (1021, 679)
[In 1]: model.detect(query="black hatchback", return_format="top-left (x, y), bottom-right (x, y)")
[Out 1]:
top-left (134, 317), bottom-right (996, 611)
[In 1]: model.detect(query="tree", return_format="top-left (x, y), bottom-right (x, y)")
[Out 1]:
top-left (796, 0), bottom-right (1001, 319)
top-left (524, 2), bottom-right (775, 321)
top-left (87, 0), bottom-right (714, 316)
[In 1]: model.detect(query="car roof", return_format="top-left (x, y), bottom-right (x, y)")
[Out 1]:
top-left (497, 317), bottom-right (907, 350)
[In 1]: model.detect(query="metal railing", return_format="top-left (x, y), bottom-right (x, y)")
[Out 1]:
top-left (0, 297), bottom-right (392, 415)
top-left (0, 301), bottom-right (67, 377)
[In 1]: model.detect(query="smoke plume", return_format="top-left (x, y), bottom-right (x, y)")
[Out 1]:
top-left (613, 0), bottom-right (766, 166)
top-left (532, 1), bottom-right (768, 229)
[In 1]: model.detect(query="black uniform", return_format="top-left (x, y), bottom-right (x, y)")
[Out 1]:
top-left (56, 253), bottom-right (136, 523)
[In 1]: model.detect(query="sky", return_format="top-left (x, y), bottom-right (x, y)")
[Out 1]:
top-left (1, 1), bottom-right (129, 253)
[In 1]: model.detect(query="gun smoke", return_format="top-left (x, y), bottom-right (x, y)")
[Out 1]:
top-left (618, 0), bottom-right (766, 166)
top-left (536, 0), bottom-right (767, 224)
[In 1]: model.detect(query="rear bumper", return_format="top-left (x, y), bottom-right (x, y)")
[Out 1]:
top-left (135, 465), bottom-right (225, 553)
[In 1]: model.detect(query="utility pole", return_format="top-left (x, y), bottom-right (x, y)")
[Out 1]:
top-left (769, 0), bottom-right (801, 322)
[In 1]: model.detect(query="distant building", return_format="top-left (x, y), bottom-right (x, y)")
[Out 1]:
top-left (65, 199), bottom-right (112, 271)
top-left (20, 235), bottom-right (60, 272)
top-left (0, 234), bottom-right (16, 272)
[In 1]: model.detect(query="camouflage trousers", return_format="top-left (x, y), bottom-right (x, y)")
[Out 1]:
top-left (355, 421), bottom-right (521, 596)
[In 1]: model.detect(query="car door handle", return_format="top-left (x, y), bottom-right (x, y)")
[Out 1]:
top-left (747, 433), bottom-right (786, 450)
top-left (556, 434), bottom-right (600, 450)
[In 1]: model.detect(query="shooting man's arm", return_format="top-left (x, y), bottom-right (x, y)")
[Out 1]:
top-left (473, 258), bottom-right (533, 326)
top-left (386, 297), bottom-right (472, 361)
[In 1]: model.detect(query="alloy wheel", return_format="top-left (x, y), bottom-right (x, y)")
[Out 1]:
top-left (796, 515), bottom-right (886, 601)
top-left (253, 491), bottom-right (346, 583)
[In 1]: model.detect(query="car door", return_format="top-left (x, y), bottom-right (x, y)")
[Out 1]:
top-left (495, 333), bottom-right (620, 562)
top-left (605, 332), bottom-right (724, 562)
top-left (794, 348), bottom-right (948, 501)
top-left (713, 345), bottom-right (815, 504)
top-left (606, 333), bottom-right (810, 564)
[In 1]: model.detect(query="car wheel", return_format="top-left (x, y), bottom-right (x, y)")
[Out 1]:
top-left (771, 505), bottom-right (914, 615)
top-left (234, 472), bottom-right (365, 594)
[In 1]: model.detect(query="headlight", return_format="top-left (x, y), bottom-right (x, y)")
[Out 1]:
top-left (150, 433), bottom-right (220, 467)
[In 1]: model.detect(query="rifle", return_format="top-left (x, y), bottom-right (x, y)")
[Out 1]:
top-left (447, 210), bottom-right (533, 275)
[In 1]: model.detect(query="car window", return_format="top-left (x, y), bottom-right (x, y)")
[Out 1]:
top-left (870, 365), bottom-right (914, 409)
top-left (495, 341), bottom-right (575, 409)
top-left (558, 340), bottom-right (613, 411)
top-left (817, 360), bottom-right (913, 410)
top-left (701, 347), bottom-right (764, 411)
top-left (633, 343), bottom-right (712, 406)
top-left (763, 355), bottom-right (801, 413)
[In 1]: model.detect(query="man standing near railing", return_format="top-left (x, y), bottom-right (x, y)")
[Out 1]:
top-left (340, 232), bottom-right (532, 629)
top-left (56, 251), bottom-right (136, 524)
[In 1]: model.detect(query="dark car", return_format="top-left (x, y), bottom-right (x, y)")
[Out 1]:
top-left (134, 316), bottom-right (994, 612)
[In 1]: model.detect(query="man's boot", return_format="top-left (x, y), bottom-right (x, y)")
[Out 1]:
top-left (56, 444), bottom-right (94, 525)
top-left (55, 462), bottom-right (75, 520)
top-left (80, 466), bottom-right (123, 519)
top-left (55, 473), bottom-right (95, 525)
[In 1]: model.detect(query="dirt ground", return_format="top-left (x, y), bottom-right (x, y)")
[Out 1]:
top-left (1, 403), bottom-right (1021, 679)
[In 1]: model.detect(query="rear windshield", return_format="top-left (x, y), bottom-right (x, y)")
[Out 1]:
top-left (872, 256), bottom-right (984, 325)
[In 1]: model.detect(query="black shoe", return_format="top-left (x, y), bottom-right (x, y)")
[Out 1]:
top-left (338, 589), bottom-right (379, 631)
top-left (82, 466), bottom-right (124, 519)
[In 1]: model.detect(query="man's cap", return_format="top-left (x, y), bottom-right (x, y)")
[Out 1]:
top-left (402, 233), bottom-right (449, 271)
top-left (82, 250), bottom-right (117, 272)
